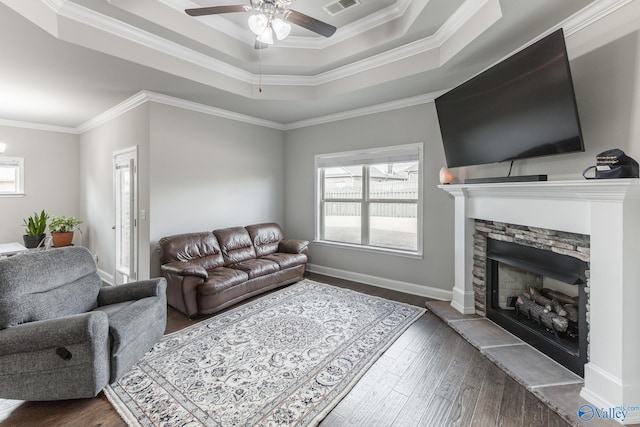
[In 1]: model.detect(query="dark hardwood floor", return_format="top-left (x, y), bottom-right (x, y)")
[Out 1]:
top-left (0, 273), bottom-right (569, 426)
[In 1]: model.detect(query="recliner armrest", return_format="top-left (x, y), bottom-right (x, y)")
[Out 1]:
top-left (161, 261), bottom-right (208, 279)
top-left (278, 239), bottom-right (309, 254)
top-left (0, 311), bottom-right (109, 356)
top-left (97, 278), bottom-right (167, 307)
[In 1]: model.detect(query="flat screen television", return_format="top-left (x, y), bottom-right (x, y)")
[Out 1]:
top-left (435, 29), bottom-right (584, 169)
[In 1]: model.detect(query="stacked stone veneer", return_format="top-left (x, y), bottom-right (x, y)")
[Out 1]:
top-left (473, 220), bottom-right (592, 361)
top-left (473, 220), bottom-right (590, 315)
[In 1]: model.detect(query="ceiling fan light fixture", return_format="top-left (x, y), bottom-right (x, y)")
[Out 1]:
top-left (256, 26), bottom-right (274, 45)
top-left (271, 17), bottom-right (291, 40)
top-left (248, 13), bottom-right (268, 36)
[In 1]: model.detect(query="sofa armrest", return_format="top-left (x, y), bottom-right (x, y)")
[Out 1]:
top-left (0, 312), bottom-right (109, 357)
top-left (161, 261), bottom-right (208, 279)
top-left (97, 278), bottom-right (167, 307)
top-left (278, 239), bottom-right (309, 254)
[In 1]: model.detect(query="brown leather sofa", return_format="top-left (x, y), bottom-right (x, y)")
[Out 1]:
top-left (158, 223), bottom-right (308, 317)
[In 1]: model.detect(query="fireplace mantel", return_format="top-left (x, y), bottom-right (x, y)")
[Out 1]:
top-left (440, 179), bottom-right (640, 423)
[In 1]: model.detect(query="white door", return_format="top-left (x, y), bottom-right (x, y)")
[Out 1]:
top-left (113, 147), bottom-right (138, 285)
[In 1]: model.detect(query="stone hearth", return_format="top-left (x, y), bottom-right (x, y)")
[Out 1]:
top-left (439, 180), bottom-right (640, 425)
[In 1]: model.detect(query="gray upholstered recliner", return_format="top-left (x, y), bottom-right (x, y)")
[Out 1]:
top-left (0, 246), bottom-right (167, 401)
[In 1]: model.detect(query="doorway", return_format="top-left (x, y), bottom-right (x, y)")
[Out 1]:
top-left (113, 147), bottom-right (138, 285)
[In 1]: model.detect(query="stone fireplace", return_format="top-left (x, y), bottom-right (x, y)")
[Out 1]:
top-left (474, 221), bottom-right (589, 376)
top-left (440, 179), bottom-right (640, 424)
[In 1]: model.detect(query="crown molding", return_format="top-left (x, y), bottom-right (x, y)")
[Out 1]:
top-left (0, 89), bottom-right (443, 135)
top-left (74, 90), bottom-right (443, 133)
top-left (32, 0), bottom-right (488, 90)
top-left (1, 0), bottom-right (634, 135)
top-left (142, 91), bottom-right (286, 130)
top-left (261, 0), bottom-right (492, 86)
top-left (162, 0), bottom-right (417, 51)
top-left (75, 91), bottom-right (150, 134)
top-left (0, 118), bottom-right (78, 134)
top-left (9, 0), bottom-right (634, 95)
top-left (282, 91), bottom-right (446, 130)
top-left (475, 0), bottom-right (634, 78)
top-left (285, 0), bottom-right (415, 50)
top-left (75, 90), bottom-right (285, 133)
top-left (50, 0), bottom-right (255, 83)
top-left (561, 0), bottom-right (633, 36)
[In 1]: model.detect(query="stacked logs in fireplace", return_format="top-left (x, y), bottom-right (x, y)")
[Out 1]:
top-left (515, 287), bottom-right (579, 337)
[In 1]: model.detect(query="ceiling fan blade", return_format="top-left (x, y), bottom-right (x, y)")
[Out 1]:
top-left (185, 5), bottom-right (249, 16)
top-left (284, 10), bottom-right (337, 38)
top-left (255, 39), bottom-right (269, 49)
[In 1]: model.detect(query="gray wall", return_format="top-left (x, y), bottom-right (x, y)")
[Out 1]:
top-left (148, 103), bottom-right (285, 276)
top-left (0, 126), bottom-right (79, 243)
top-left (282, 26), bottom-right (640, 297)
top-left (283, 104), bottom-right (455, 295)
top-left (79, 104), bottom-right (151, 280)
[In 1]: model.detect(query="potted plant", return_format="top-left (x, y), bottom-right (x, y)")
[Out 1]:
top-left (49, 215), bottom-right (82, 247)
top-left (22, 210), bottom-right (49, 248)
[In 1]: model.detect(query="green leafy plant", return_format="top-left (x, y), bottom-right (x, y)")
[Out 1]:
top-left (23, 210), bottom-right (49, 236)
top-left (49, 215), bottom-right (83, 233)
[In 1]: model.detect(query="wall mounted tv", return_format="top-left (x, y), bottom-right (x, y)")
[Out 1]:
top-left (435, 29), bottom-right (584, 170)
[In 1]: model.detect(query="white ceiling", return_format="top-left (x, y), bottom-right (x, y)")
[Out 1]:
top-left (0, 0), bottom-right (611, 130)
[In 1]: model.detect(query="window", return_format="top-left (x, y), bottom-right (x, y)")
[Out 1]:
top-left (315, 143), bottom-right (422, 256)
top-left (0, 157), bottom-right (24, 196)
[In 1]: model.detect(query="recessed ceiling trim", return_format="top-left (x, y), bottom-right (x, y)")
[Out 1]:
top-left (50, 0), bottom-right (255, 83)
top-left (297, 0), bottom-right (414, 49)
top-left (282, 90), bottom-right (447, 130)
top-left (470, 0), bottom-right (634, 75)
top-left (556, 0), bottom-right (633, 36)
top-left (75, 91), bottom-right (149, 134)
top-left (75, 90), bottom-right (286, 133)
top-left (163, 0), bottom-right (417, 50)
top-left (0, 118), bottom-right (78, 134)
top-left (4, 0), bottom-right (631, 102)
top-left (261, 0), bottom-right (496, 87)
top-left (1, 89), bottom-right (444, 134)
top-left (433, 0), bottom-right (491, 44)
top-left (154, 0), bottom-right (257, 44)
top-left (143, 91), bottom-right (286, 129)
top-left (17, 0), bottom-right (492, 94)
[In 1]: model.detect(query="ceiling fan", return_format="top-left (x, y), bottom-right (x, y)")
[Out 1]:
top-left (185, 0), bottom-right (337, 48)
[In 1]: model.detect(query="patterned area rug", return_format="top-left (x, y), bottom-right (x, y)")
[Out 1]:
top-left (105, 279), bottom-right (425, 426)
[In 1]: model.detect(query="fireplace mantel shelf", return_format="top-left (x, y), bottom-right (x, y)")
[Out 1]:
top-left (439, 178), bottom-right (640, 202)
top-left (440, 178), bottom-right (640, 423)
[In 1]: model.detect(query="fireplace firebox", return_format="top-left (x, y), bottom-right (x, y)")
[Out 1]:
top-left (485, 238), bottom-right (588, 376)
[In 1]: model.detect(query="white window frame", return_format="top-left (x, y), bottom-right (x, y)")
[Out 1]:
top-left (314, 143), bottom-right (423, 258)
top-left (0, 156), bottom-right (25, 196)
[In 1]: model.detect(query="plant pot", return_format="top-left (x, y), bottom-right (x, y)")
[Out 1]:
top-left (23, 234), bottom-right (46, 249)
top-left (51, 232), bottom-right (74, 247)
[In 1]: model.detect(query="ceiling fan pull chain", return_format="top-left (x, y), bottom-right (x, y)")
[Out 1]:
top-left (259, 44), bottom-right (263, 93)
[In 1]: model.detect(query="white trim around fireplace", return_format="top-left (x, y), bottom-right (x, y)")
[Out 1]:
top-left (439, 179), bottom-right (640, 424)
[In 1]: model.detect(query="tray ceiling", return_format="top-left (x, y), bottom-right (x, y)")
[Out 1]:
top-left (0, 0), bottom-right (609, 129)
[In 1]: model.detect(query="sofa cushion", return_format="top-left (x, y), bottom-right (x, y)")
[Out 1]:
top-left (158, 232), bottom-right (224, 270)
top-left (262, 253), bottom-right (308, 270)
top-left (198, 267), bottom-right (249, 295)
top-left (246, 223), bottom-right (284, 257)
top-left (214, 227), bottom-right (257, 265)
top-left (229, 259), bottom-right (279, 279)
top-left (0, 247), bottom-right (101, 329)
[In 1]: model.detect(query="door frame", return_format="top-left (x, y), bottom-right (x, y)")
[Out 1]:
top-left (113, 146), bottom-right (138, 285)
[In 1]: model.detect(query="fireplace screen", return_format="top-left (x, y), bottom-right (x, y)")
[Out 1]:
top-left (486, 239), bottom-right (588, 376)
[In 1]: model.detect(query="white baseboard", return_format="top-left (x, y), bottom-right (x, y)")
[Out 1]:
top-left (97, 267), bottom-right (114, 286)
top-left (307, 263), bottom-right (453, 301)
